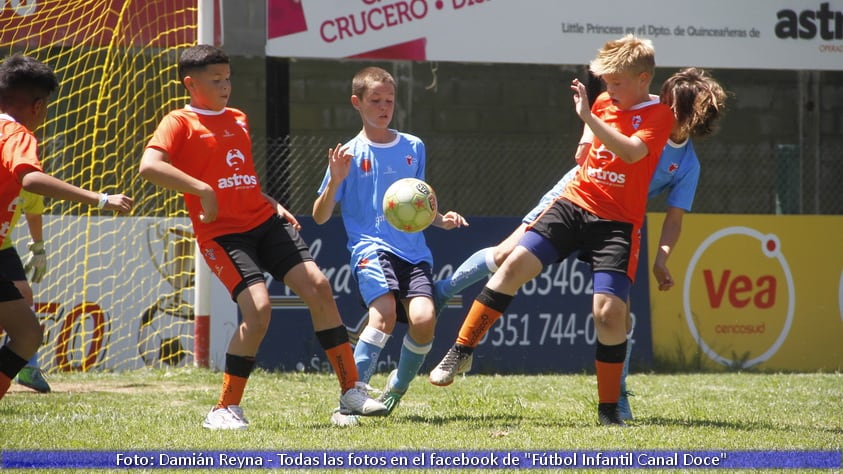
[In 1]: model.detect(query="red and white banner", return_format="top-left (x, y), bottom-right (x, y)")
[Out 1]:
top-left (266, 0), bottom-right (843, 70)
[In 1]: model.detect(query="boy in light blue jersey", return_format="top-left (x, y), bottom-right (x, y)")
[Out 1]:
top-left (433, 68), bottom-right (727, 421)
top-left (314, 66), bottom-right (467, 425)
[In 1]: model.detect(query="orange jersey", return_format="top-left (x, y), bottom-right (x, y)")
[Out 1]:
top-left (146, 106), bottom-right (274, 242)
top-left (0, 115), bottom-right (43, 248)
top-left (562, 92), bottom-right (674, 229)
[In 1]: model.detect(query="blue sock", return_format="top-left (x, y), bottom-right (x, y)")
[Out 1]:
top-left (27, 354), bottom-right (38, 367)
top-left (353, 326), bottom-right (390, 383)
top-left (621, 337), bottom-right (632, 392)
top-left (392, 334), bottom-right (431, 394)
top-left (435, 248), bottom-right (496, 314)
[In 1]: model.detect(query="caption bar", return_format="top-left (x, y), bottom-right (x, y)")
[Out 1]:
top-left (1, 450), bottom-right (839, 469)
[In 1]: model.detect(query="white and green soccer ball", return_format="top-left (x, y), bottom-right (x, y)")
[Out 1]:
top-left (382, 178), bottom-right (438, 233)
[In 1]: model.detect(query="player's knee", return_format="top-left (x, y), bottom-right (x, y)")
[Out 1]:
top-left (492, 245), bottom-right (511, 267)
top-left (592, 300), bottom-right (626, 330)
top-left (244, 316), bottom-right (271, 337)
top-left (410, 313), bottom-right (435, 338)
top-left (15, 321), bottom-right (43, 356)
top-left (308, 272), bottom-right (334, 300)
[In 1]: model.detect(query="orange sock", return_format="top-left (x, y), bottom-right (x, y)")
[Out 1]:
top-left (0, 373), bottom-right (11, 401)
top-left (325, 342), bottom-right (358, 393)
top-left (216, 372), bottom-right (248, 409)
top-left (456, 295), bottom-right (508, 348)
top-left (595, 360), bottom-right (624, 404)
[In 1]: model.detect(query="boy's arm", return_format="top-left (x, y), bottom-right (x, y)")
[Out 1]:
top-left (20, 171), bottom-right (133, 213)
top-left (432, 211), bottom-right (468, 230)
top-left (312, 181), bottom-right (339, 225)
top-left (24, 211), bottom-right (43, 242)
top-left (570, 79), bottom-right (649, 164)
top-left (575, 125), bottom-right (594, 165)
top-left (22, 211), bottom-right (46, 283)
top-left (653, 206), bottom-right (684, 291)
top-left (139, 147), bottom-right (217, 223)
top-left (263, 193), bottom-right (301, 230)
top-left (312, 144), bottom-right (352, 225)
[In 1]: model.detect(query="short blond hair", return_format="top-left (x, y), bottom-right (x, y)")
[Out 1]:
top-left (589, 34), bottom-right (655, 78)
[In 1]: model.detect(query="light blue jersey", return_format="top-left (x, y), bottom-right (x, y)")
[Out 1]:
top-left (317, 130), bottom-right (433, 268)
top-left (522, 138), bottom-right (700, 224)
top-left (646, 138), bottom-right (700, 211)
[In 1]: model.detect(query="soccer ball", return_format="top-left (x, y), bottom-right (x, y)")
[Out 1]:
top-left (382, 178), bottom-right (437, 233)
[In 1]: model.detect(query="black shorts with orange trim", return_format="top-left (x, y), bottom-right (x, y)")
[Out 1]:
top-left (527, 198), bottom-right (637, 281)
top-left (198, 215), bottom-right (312, 300)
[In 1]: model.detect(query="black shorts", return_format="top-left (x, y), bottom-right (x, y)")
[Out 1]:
top-left (0, 279), bottom-right (23, 302)
top-left (354, 250), bottom-right (433, 324)
top-left (0, 247), bottom-right (26, 282)
top-left (198, 215), bottom-right (313, 300)
top-left (527, 198), bottom-right (635, 278)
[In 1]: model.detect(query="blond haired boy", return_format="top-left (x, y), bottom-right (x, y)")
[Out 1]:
top-left (429, 35), bottom-right (675, 426)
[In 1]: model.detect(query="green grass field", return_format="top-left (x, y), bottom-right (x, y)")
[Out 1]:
top-left (2, 369), bottom-right (841, 472)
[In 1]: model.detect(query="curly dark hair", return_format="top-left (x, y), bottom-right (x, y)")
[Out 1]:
top-left (177, 44), bottom-right (230, 83)
top-left (661, 67), bottom-right (728, 140)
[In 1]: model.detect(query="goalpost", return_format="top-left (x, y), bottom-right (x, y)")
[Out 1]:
top-left (1, 1), bottom-right (218, 372)
top-left (193, 0), bottom-right (214, 368)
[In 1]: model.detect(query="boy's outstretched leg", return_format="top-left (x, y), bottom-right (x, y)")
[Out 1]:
top-left (286, 261), bottom-right (388, 424)
top-left (430, 287), bottom-right (513, 386)
top-left (434, 247), bottom-right (497, 316)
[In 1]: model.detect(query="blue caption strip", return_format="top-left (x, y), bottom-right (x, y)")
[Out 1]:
top-left (1, 450), bottom-right (839, 469)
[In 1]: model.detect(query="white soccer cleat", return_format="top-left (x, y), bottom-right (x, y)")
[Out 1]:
top-left (339, 382), bottom-right (389, 417)
top-left (202, 405), bottom-right (249, 430)
top-left (429, 346), bottom-right (473, 386)
top-left (330, 407), bottom-right (361, 427)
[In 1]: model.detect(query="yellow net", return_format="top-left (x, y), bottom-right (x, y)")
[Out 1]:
top-left (2, 1), bottom-right (199, 370)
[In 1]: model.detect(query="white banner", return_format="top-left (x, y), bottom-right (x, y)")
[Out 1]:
top-left (266, 0), bottom-right (843, 70)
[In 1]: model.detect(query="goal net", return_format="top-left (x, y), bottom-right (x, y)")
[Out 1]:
top-left (2, 1), bottom-right (199, 371)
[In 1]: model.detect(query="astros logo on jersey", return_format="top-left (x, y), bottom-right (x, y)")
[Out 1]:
top-left (226, 149), bottom-right (246, 169)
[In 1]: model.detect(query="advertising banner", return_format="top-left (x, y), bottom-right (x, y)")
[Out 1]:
top-left (266, 0), bottom-right (843, 70)
top-left (258, 216), bottom-right (653, 375)
top-left (647, 213), bottom-right (843, 371)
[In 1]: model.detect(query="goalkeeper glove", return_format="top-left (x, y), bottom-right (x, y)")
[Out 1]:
top-left (23, 240), bottom-right (46, 284)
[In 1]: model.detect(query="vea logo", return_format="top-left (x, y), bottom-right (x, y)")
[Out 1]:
top-left (683, 227), bottom-right (795, 368)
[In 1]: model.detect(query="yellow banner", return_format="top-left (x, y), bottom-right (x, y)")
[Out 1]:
top-left (647, 213), bottom-right (843, 371)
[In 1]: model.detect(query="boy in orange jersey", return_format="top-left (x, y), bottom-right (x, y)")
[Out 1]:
top-left (0, 54), bottom-right (134, 402)
top-left (429, 35), bottom-right (675, 426)
top-left (139, 45), bottom-right (387, 430)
